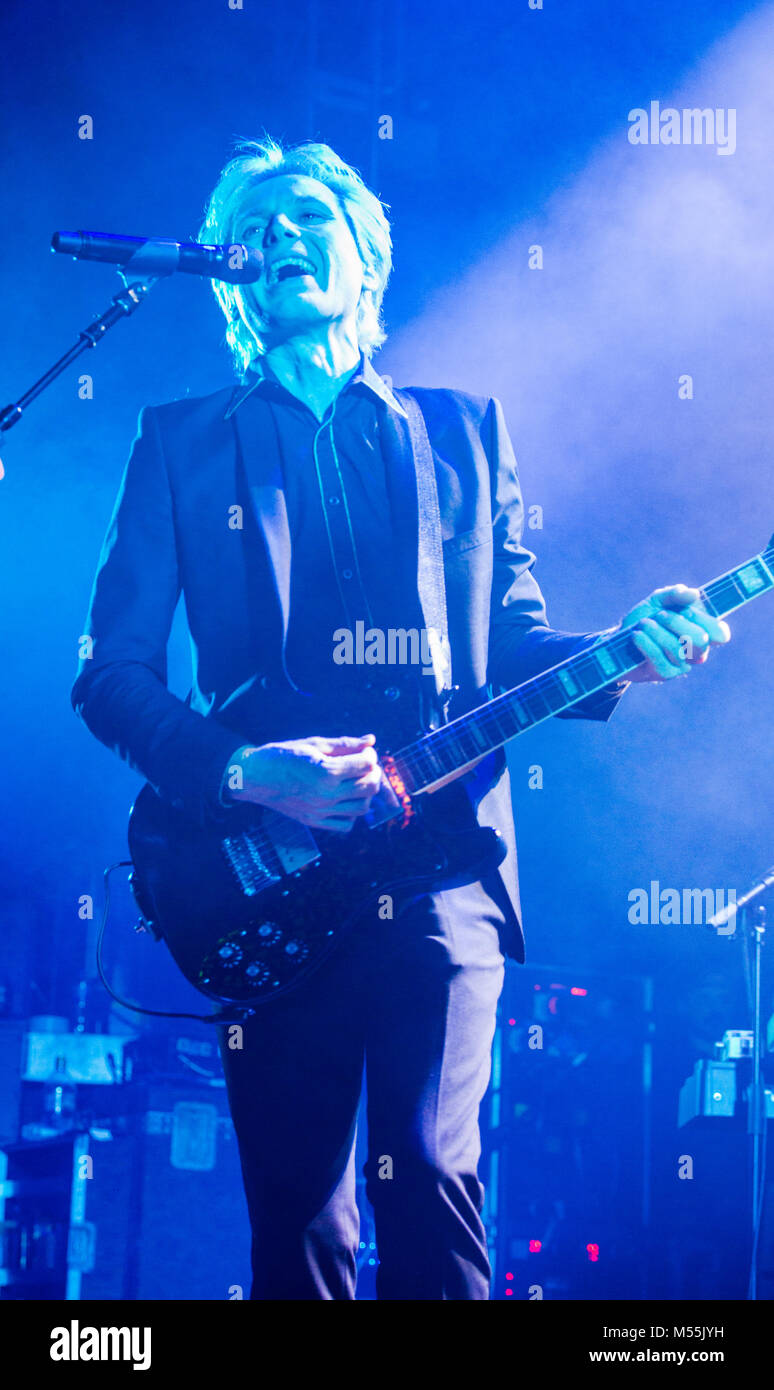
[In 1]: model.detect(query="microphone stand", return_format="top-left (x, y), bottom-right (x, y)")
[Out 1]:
top-left (2, 235), bottom-right (263, 439)
top-left (745, 901), bottom-right (768, 1301)
top-left (0, 255), bottom-right (169, 438)
top-left (1, 230), bottom-right (186, 433)
top-left (708, 867), bottom-right (774, 1299)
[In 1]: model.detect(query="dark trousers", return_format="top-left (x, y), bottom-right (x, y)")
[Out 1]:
top-left (218, 879), bottom-right (507, 1300)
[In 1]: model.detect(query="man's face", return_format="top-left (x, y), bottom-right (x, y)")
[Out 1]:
top-left (232, 173), bottom-right (372, 344)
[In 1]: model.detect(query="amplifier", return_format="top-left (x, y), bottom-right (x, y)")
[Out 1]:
top-left (678, 1058), bottom-right (738, 1126)
top-left (481, 962), bottom-right (652, 1300)
top-left (0, 1079), bottom-right (250, 1300)
top-left (0, 1021), bottom-right (26, 1147)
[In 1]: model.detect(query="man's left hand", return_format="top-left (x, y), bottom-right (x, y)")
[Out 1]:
top-left (619, 584), bottom-right (731, 683)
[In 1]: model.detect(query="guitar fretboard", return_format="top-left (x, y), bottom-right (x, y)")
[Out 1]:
top-left (393, 542), bottom-right (774, 794)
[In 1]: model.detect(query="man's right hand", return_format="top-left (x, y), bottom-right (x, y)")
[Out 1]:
top-left (223, 735), bottom-right (382, 832)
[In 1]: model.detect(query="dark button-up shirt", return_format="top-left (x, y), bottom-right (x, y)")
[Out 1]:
top-left (231, 353), bottom-right (424, 709)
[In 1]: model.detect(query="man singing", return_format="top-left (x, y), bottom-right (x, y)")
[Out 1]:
top-left (72, 137), bottom-right (730, 1299)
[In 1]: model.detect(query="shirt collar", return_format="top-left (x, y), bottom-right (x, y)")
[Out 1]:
top-left (224, 350), bottom-right (407, 420)
top-left (355, 354), bottom-right (408, 418)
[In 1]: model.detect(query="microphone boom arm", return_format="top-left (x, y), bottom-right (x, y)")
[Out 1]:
top-left (0, 272), bottom-right (159, 438)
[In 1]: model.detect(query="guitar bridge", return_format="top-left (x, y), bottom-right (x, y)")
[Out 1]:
top-left (222, 832), bottom-right (282, 897)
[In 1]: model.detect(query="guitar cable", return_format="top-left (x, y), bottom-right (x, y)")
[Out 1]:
top-left (96, 861), bottom-right (242, 1026)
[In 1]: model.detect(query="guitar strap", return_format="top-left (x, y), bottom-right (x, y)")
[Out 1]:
top-left (394, 389), bottom-right (453, 702)
top-left (312, 383), bottom-right (453, 707)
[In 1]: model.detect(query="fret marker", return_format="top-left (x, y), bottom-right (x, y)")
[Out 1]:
top-left (594, 647), bottom-right (619, 678)
top-left (737, 562), bottom-right (766, 595)
top-left (557, 669), bottom-right (580, 697)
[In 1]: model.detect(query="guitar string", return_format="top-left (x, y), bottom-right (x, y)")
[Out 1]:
top-left (243, 549), bottom-right (772, 838)
top-left (395, 578), bottom-right (769, 783)
top-left (266, 553), bottom-right (773, 814)
top-left (390, 552), bottom-right (774, 786)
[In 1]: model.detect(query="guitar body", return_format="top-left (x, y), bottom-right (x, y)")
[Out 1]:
top-left (126, 533), bottom-right (774, 1013)
top-left (128, 776), bottom-right (505, 1010)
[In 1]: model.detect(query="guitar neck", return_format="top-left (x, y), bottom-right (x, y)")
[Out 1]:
top-left (394, 543), bottom-right (774, 794)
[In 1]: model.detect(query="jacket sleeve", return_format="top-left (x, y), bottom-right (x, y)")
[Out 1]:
top-left (70, 406), bottom-right (244, 824)
top-left (483, 397), bottom-right (629, 720)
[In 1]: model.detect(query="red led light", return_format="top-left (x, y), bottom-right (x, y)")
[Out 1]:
top-left (570, 987), bottom-right (587, 996)
top-left (506, 1288), bottom-right (513, 1296)
top-left (508, 1017), bottom-right (516, 1026)
top-left (529, 1239), bottom-right (542, 1253)
top-left (586, 1243), bottom-right (599, 1262)
top-left (381, 755), bottom-right (413, 825)
top-left (505, 1272), bottom-right (513, 1281)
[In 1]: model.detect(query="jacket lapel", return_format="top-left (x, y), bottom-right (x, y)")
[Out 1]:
top-left (377, 396), bottom-right (421, 595)
top-left (228, 393), bottom-right (292, 659)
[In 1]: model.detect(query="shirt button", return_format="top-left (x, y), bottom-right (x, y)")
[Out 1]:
top-left (342, 569), bottom-right (353, 579)
top-left (328, 495), bottom-right (341, 505)
top-left (384, 686), bottom-right (401, 701)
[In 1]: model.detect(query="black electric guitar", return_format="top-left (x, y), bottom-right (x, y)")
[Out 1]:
top-left (128, 538), bottom-right (773, 1010)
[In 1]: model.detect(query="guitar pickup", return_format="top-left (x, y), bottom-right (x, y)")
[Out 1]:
top-left (264, 816), bottom-right (321, 874)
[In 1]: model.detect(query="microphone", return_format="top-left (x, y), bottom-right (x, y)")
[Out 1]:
top-left (706, 865), bottom-right (774, 932)
top-left (51, 230), bottom-right (264, 284)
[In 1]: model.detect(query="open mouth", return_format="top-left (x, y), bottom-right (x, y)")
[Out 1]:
top-left (266, 255), bottom-right (317, 287)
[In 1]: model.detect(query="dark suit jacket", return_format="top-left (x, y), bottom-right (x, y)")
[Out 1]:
top-left (71, 358), bottom-right (627, 960)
